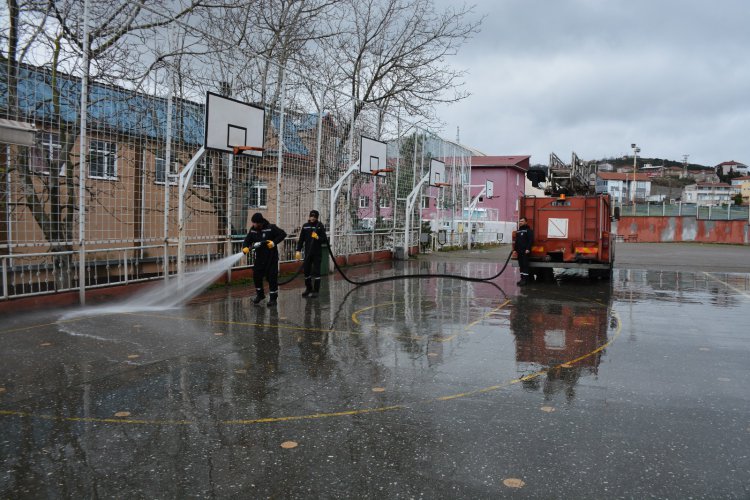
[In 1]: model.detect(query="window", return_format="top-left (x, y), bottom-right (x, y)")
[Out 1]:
top-left (359, 196), bottom-right (370, 208)
top-left (516, 174), bottom-right (519, 186)
top-left (515, 198), bottom-right (519, 211)
top-left (421, 196), bottom-right (430, 209)
top-left (89, 140), bottom-right (117, 179)
top-left (194, 157), bottom-right (210, 188)
top-left (379, 197), bottom-right (389, 208)
top-left (155, 148), bottom-right (177, 185)
top-left (249, 182), bottom-right (267, 208)
top-left (29, 133), bottom-right (64, 176)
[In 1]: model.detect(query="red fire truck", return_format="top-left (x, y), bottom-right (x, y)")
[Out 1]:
top-left (514, 153), bottom-right (616, 281)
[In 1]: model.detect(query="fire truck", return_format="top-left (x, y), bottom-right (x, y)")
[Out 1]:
top-left (514, 152), bottom-right (615, 281)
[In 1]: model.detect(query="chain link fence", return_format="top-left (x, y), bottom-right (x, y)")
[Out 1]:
top-left (1, 48), bottom-right (474, 301)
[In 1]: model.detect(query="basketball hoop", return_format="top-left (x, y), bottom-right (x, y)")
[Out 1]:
top-left (370, 168), bottom-right (394, 176)
top-left (232, 145), bottom-right (265, 155)
top-left (434, 182), bottom-right (451, 188)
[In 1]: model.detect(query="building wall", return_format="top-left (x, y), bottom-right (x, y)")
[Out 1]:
top-left (470, 167), bottom-right (525, 222)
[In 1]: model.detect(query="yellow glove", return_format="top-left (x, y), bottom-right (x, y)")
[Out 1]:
top-left (242, 247), bottom-right (250, 255)
top-left (295, 251), bottom-right (302, 261)
top-left (266, 240), bottom-right (275, 249)
top-left (311, 231), bottom-right (319, 240)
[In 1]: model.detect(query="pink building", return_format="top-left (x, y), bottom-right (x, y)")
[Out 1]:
top-left (466, 156), bottom-right (530, 222)
top-left (354, 155), bottom-right (530, 226)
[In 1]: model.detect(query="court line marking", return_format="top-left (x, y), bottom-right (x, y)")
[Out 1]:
top-left (702, 272), bottom-right (750, 301)
top-left (0, 300), bottom-right (620, 427)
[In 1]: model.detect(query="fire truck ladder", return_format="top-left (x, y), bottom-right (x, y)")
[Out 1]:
top-left (546, 152), bottom-right (597, 196)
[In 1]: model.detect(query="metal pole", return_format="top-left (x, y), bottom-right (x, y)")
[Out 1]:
top-left (5, 145), bottom-right (12, 265)
top-left (275, 66), bottom-right (287, 227)
top-left (314, 101), bottom-right (324, 211)
top-left (226, 152), bottom-right (234, 282)
top-left (78, 0), bottom-right (90, 305)
top-left (163, 62), bottom-right (174, 281)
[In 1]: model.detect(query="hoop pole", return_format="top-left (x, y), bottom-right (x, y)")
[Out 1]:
top-left (467, 186), bottom-right (486, 250)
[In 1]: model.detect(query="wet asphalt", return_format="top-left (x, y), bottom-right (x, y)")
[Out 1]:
top-left (1, 244), bottom-right (749, 498)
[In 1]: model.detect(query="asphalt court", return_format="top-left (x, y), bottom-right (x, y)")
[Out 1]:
top-left (1, 244), bottom-right (749, 498)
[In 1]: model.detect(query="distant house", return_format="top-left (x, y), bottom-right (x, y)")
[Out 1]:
top-left (715, 160), bottom-right (749, 176)
top-left (681, 182), bottom-right (737, 206)
top-left (595, 172), bottom-right (651, 203)
top-left (731, 176), bottom-right (750, 205)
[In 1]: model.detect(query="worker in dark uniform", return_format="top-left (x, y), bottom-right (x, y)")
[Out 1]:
top-left (295, 209), bottom-right (327, 298)
top-left (243, 212), bottom-right (287, 306)
top-left (515, 217), bottom-right (534, 286)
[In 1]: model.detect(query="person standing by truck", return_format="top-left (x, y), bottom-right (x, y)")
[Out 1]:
top-left (515, 217), bottom-right (534, 286)
top-left (243, 212), bottom-right (287, 306)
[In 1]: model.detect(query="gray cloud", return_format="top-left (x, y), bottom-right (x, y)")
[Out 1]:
top-left (437, 0), bottom-right (750, 165)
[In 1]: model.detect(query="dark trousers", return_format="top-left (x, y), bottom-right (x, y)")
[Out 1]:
top-left (303, 251), bottom-right (322, 278)
top-left (303, 251), bottom-right (322, 292)
top-left (254, 261), bottom-right (279, 294)
top-left (518, 252), bottom-right (531, 280)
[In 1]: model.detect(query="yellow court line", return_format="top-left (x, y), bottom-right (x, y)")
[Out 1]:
top-left (0, 302), bottom-right (620, 428)
top-left (467, 299), bottom-right (511, 328)
top-left (703, 272), bottom-right (750, 300)
top-left (351, 302), bottom-right (397, 325)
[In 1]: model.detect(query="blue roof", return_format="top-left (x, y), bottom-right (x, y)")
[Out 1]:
top-left (2, 64), bottom-right (322, 158)
top-left (1, 65), bottom-right (204, 145)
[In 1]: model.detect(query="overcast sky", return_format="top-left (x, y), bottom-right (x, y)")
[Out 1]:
top-left (435, 0), bottom-right (750, 166)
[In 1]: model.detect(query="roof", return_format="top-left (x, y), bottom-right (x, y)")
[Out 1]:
top-left (715, 160), bottom-right (747, 167)
top-left (689, 182), bottom-right (732, 187)
top-left (732, 175), bottom-right (750, 181)
top-left (470, 155), bottom-right (530, 169)
top-left (597, 172), bottom-right (651, 181)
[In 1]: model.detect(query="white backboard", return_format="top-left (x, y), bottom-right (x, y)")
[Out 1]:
top-left (204, 92), bottom-right (265, 156)
top-left (360, 136), bottom-right (388, 176)
top-left (429, 159), bottom-right (446, 187)
top-left (485, 179), bottom-right (494, 198)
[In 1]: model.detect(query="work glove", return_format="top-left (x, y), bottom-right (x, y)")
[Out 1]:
top-left (311, 231), bottom-right (319, 240)
top-left (252, 241), bottom-right (263, 249)
top-left (266, 240), bottom-right (275, 249)
top-left (242, 247), bottom-right (250, 255)
top-left (295, 251), bottom-right (302, 261)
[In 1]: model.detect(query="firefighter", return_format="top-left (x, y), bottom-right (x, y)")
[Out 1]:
top-left (515, 217), bottom-right (534, 286)
top-left (242, 212), bottom-right (287, 306)
top-left (295, 209), bottom-right (327, 298)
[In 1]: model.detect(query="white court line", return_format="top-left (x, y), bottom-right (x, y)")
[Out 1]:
top-left (702, 272), bottom-right (750, 301)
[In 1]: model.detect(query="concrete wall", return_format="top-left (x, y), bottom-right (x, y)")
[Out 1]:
top-left (616, 216), bottom-right (750, 244)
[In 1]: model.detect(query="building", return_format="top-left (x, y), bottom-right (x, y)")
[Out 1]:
top-left (681, 182), bottom-right (737, 206)
top-left (465, 155), bottom-right (530, 222)
top-left (730, 176), bottom-right (750, 205)
top-left (595, 172), bottom-right (651, 203)
top-left (715, 160), bottom-right (749, 176)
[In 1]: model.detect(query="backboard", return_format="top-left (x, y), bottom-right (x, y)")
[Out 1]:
top-left (360, 136), bottom-right (388, 176)
top-left (485, 179), bottom-right (494, 198)
top-left (429, 159), bottom-right (446, 187)
top-left (204, 92), bottom-right (265, 156)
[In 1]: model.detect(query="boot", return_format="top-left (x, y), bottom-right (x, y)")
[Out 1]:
top-left (309, 278), bottom-right (321, 298)
top-left (267, 291), bottom-right (278, 307)
top-left (302, 277), bottom-right (312, 297)
top-left (252, 289), bottom-right (265, 304)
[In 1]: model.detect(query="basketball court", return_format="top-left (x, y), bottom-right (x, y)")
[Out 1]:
top-left (2, 245), bottom-right (749, 497)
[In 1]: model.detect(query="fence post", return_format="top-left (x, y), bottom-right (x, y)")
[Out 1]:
top-left (78, 0), bottom-right (91, 305)
top-left (708, 204), bottom-right (712, 220)
top-left (662, 201), bottom-right (665, 216)
top-left (728, 203), bottom-right (731, 220)
top-left (163, 57), bottom-right (174, 282)
top-left (2, 258), bottom-right (7, 299)
top-left (123, 251), bottom-right (129, 284)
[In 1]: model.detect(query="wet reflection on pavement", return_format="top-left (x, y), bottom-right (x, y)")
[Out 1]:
top-left (1, 259), bottom-right (749, 498)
